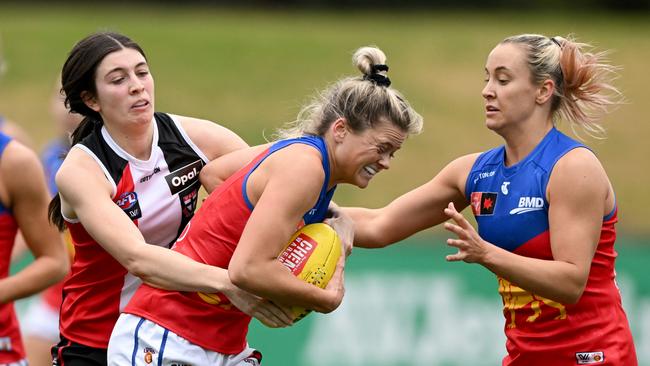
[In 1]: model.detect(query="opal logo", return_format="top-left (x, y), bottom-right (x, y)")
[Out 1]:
top-left (165, 160), bottom-right (203, 195)
top-left (509, 196), bottom-right (544, 215)
top-left (501, 182), bottom-right (510, 195)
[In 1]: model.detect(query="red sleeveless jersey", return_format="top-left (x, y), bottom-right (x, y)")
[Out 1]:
top-left (126, 136), bottom-right (336, 354)
top-left (500, 211), bottom-right (637, 365)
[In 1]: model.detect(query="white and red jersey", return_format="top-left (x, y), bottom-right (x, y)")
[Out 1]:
top-left (59, 112), bottom-right (208, 349)
top-left (0, 132), bottom-right (23, 364)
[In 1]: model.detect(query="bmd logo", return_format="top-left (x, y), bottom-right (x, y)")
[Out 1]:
top-left (509, 196), bottom-right (544, 215)
top-left (165, 160), bottom-right (203, 195)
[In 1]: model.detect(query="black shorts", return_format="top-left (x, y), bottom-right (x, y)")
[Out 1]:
top-left (51, 336), bottom-right (107, 366)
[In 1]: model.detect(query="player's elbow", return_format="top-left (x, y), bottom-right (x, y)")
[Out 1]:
top-left (228, 261), bottom-right (255, 292)
top-left (121, 246), bottom-right (151, 280)
top-left (38, 254), bottom-right (69, 285)
top-left (553, 274), bottom-right (587, 305)
top-left (199, 168), bottom-right (222, 194)
top-left (563, 281), bottom-right (587, 305)
top-left (53, 254), bottom-right (70, 282)
top-left (124, 258), bottom-right (146, 279)
top-left (38, 245), bottom-right (70, 283)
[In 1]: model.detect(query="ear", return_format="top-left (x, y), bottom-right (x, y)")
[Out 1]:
top-left (331, 118), bottom-right (348, 143)
top-left (81, 91), bottom-right (100, 112)
top-left (536, 79), bottom-right (555, 105)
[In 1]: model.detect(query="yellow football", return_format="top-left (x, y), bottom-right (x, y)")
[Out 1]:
top-left (277, 223), bottom-right (342, 322)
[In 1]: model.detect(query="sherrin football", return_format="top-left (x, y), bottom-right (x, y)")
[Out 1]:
top-left (277, 223), bottom-right (342, 322)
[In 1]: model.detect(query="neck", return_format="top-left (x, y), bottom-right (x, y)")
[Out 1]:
top-left (501, 117), bottom-right (554, 167)
top-left (104, 121), bottom-right (154, 160)
top-left (323, 135), bottom-right (339, 190)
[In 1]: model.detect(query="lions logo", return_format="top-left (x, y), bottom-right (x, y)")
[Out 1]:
top-left (499, 277), bottom-right (566, 329)
top-left (143, 347), bottom-right (156, 364)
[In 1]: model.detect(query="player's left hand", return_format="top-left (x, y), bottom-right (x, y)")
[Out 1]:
top-left (443, 202), bottom-right (489, 263)
top-left (325, 202), bottom-right (355, 257)
top-left (325, 214), bottom-right (354, 257)
top-left (225, 286), bottom-right (294, 328)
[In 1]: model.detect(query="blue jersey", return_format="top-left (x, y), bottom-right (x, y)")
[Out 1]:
top-left (465, 127), bottom-right (588, 253)
top-left (41, 138), bottom-right (69, 196)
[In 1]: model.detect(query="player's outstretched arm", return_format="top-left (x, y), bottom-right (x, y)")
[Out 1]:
top-left (344, 153), bottom-right (477, 248)
top-left (56, 148), bottom-right (241, 294)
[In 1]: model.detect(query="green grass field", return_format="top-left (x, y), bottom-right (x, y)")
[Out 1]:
top-left (1, 5), bottom-right (649, 234)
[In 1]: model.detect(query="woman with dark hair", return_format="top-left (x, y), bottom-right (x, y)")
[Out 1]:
top-left (49, 32), bottom-right (292, 366)
top-left (345, 34), bottom-right (637, 365)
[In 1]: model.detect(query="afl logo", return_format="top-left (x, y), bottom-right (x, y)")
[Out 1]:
top-left (116, 192), bottom-right (138, 209)
top-left (115, 191), bottom-right (142, 220)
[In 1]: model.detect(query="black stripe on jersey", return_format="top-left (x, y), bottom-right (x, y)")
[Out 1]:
top-left (78, 122), bottom-right (128, 185)
top-left (154, 112), bottom-right (205, 247)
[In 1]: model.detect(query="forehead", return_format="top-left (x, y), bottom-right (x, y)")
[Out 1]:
top-left (97, 47), bottom-right (147, 74)
top-left (362, 120), bottom-right (407, 145)
top-left (485, 43), bottom-right (529, 75)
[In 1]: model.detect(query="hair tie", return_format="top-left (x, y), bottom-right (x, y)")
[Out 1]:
top-left (364, 64), bottom-right (391, 87)
top-left (550, 37), bottom-right (563, 48)
top-left (371, 64), bottom-right (389, 73)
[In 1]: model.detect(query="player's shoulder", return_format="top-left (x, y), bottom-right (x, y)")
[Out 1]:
top-left (549, 147), bottom-right (608, 195)
top-left (0, 139), bottom-right (41, 172)
top-left (443, 152), bottom-right (482, 177)
top-left (171, 113), bottom-right (219, 132)
top-left (56, 147), bottom-right (106, 184)
top-left (553, 147), bottom-right (605, 181)
top-left (270, 143), bottom-right (324, 173)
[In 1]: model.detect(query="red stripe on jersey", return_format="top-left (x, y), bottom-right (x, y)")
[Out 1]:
top-left (0, 213), bottom-right (24, 363)
top-left (114, 163), bottom-right (139, 227)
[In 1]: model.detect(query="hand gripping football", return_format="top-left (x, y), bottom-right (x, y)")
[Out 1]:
top-left (277, 223), bottom-right (342, 322)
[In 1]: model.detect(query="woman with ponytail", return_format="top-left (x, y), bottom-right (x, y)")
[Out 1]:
top-left (107, 46), bottom-right (422, 366)
top-left (345, 34), bottom-right (637, 365)
top-left (49, 31), bottom-right (294, 366)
